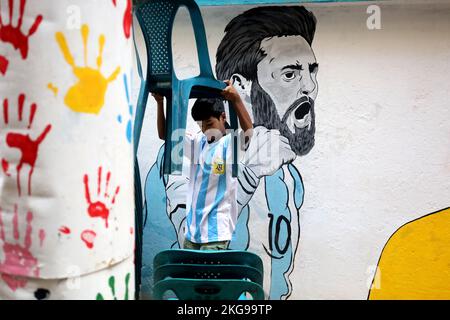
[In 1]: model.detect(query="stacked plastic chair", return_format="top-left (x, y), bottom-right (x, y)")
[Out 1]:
top-left (153, 250), bottom-right (264, 300)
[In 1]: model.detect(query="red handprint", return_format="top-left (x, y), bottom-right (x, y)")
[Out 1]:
top-left (81, 229), bottom-right (96, 249)
top-left (1, 94), bottom-right (52, 196)
top-left (0, 55), bottom-right (8, 75)
top-left (83, 166), bottom-right (120, 228)
top-left (0, 205), bottom-right (43, 291)
top-left (0, 0), bottom-right (43, 76)
top-left (112, 0), bottom-right (132, 39)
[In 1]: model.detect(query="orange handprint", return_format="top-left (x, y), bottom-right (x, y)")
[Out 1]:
top-left (0, 0), bottom-right (43, 75)
top-left (1, 94), bottom-right (52, 196)
top-left (83, 166), bottom-right (120, 228)
top-left (0, 205), bottom-right (44, 291)
top-left (55, 24), bottom-right (120, 114)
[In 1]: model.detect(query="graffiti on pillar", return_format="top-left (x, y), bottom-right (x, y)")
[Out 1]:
top-left (55, 24), bottom-right (121, 115)
top-left (83, 166), bottom-right (121, 229)
top-left (0, 0), bottom-right (43, 76)
top-left (143, 6), bottom-right (318, 300)
top-left (1, 94), bottom-right (52, 196)
top-left (34, 288), bottom-right (51, 300)
top-left (111, 0), bottom-right (132, 39)
top-left (0, 204), bottom-right (44, 291)
top-left (96, 273), bottom-right (131, 300)
top-left (117, 73), bottom-right (133, 144)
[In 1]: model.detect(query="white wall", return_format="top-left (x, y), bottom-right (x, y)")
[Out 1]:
top-left (133, 0), bottom-right (450, 299)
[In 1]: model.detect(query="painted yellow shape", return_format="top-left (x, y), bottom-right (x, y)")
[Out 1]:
top-left (47, 82), bottom-right (58, 97)
top-left (369, 207), bottom-right (450, 300)
top-left (55, 24), bottom-right (120, 115)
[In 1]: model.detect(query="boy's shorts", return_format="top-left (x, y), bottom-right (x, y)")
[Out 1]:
top-left (183, 239), bottom-right (229, 250)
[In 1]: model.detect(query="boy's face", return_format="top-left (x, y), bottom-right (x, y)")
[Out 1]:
top-left (197, 113), bottom-right (226, 142)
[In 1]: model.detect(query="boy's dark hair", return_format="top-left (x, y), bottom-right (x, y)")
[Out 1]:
top-left (191, 98), bottom-right (225, 121)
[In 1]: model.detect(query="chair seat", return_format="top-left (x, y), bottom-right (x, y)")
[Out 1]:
top-left (182, 76), bottom-right (226, 99)
top-left (154, 263), bottom-right (263, 285)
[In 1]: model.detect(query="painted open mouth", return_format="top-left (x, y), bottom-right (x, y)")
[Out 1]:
top-left (284, 96), bottom-right (313, 133)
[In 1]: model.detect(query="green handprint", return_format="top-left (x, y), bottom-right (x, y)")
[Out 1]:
top-left (96, 273), bottom-right (131, 300)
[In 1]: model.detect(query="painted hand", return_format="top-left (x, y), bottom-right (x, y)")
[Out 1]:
top-left (0, 205), bottom-right (45, 291)
top-left (111, 0), bottom-right (132, 39)
top-left (117, 74), bottom-right (133, 143)
top-left (1, 94), bottom-right (52, 196)
top-left (0, 0), bottom-right (43, 75)
top-left (83, 166), bottom-right (120, 228)
top-left (241, 126), bottom-right (296, 178)
top-left (55, 24), bottom-right (120, 114)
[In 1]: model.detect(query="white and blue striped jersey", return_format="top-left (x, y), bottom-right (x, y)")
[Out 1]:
top-left (183, 132), bottom-right (238, 244)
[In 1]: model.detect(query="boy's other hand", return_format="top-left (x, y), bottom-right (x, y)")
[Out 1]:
top-left (152, 92), bottom-right (164, 104)
top-left (221, 80), bottom-right (241, 103)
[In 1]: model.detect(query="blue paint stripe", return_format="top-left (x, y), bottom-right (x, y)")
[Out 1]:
top-left (208, 137), bottom-right (229, 241)
top-left (196, 0), bottom-right (378, 6)
top-left (287, 164), bottom-right (304, 210)
top-left (193, 141), bottom-right (221, 243)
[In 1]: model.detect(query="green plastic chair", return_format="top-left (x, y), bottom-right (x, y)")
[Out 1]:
top-left (153, 249), bottom-right (263, 273)
top-left (152, 249), bottom-right (264, 300)
top-left (133, 0), bottom-right (239, 177)
top-left (153, 278), bottom-right (264, 300)
top-left (154, 263), bottom-right (263, 285)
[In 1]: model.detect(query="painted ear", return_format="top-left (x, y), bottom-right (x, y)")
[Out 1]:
top-left (231, 73), bottom-right (252, 100)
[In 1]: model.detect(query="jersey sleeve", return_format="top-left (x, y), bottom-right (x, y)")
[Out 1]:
top-left (182, 131), bottom-right (201, 178)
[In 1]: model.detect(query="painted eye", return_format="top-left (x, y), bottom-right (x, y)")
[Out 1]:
top-left (282, 71), bottom-right (296, 81)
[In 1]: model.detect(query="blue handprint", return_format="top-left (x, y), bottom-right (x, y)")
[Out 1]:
top-left (117, 73), bottom-right (133, 143)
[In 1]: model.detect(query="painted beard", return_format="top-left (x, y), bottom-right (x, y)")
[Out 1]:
top-left (251, 81), bottom-right (316, 156)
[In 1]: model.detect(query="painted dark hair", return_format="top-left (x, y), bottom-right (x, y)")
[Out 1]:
top-left (216, 6), bottom-right (316, 81)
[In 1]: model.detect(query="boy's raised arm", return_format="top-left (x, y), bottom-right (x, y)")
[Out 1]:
top-left (221, 80), bottom-right (254, 148)
top-left (153, 93), bottom-right (166, 140)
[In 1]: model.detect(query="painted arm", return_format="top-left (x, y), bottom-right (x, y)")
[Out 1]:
top-left (236, 126), bottom-right (297, 212)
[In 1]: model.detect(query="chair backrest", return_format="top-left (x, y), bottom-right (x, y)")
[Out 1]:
top-left (134, 0), bottom-right (215, 93)
top-left (153, 249), bottom-right (263, 271)
top-left (154, 249), bottom-right (264, 275)
top-left (154, 263), bottom-right (263, 285)
top-left (153, 249), bottom-right (265, 300)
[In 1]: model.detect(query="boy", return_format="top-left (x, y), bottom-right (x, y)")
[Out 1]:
top-left (153, 80), bottom-right (253, 250)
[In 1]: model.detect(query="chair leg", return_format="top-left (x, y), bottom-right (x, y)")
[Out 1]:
top-left (134, 159), bottom-right (143, 299)
top-left (163, 85), bottom-right (190, 175)
top-left (134, 83), bottom-right (149, 154)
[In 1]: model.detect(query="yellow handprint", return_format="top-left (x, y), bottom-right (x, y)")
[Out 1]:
top-left (55, 24), bottom-right (120, 114)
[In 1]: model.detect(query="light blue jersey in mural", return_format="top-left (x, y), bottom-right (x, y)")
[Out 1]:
top-left (142, 143), bottom-right (304, 300)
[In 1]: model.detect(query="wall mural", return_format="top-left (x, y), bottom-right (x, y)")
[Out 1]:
top-left (143, 6), bottom-right (317, 300)
top-left (368, 207), bottom-right (450, 300)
